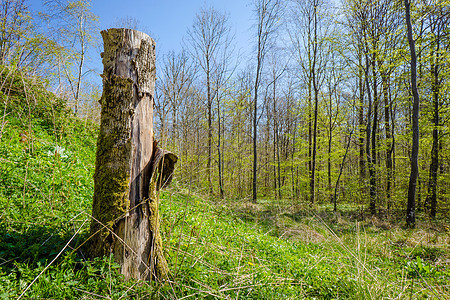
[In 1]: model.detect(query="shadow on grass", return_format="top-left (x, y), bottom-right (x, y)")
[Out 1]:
top-left (0, 222), bottom-right (89, 271)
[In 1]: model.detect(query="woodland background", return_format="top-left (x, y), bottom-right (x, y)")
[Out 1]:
top-left (2, 0), bottom-right (450, 219)
top-left (0, 0), bottom-right (449, 298)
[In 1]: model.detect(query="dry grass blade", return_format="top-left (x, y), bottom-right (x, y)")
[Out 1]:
top-left (313, 211), bottom-right (377, 281)
top-left (72, 287), bottom-right (111, 299)
top-left (166, 279), bottom-right (229, 299)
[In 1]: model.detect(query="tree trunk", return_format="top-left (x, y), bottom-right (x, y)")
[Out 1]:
top-left (427, 38), bottom-right (440, 219)
top-left (276, 122), bottom-right (282, 200)
top-left (74, 15), bottom-right (85, 115)
top-left (383, 73), bottom-right (393, 211)
top-left (369, 52), bottom-right (378, 215)
top-left (333, 129), bottom-right (353, 212)
top-left (291, 115), bottom-right (298, 200)
top-left (273, 109), bottom-right (278, 199)
top-left (252, 40), bottom-right (261, 203)
top-left (207, 60), bottom-right (213, 195)
top-left (363, 40), bottom-right (374, 215)
top-left (273, 75), bottom-right (282, 200)
top-left (358, 52), bottom-right (366, 184)
top-left (327, 92), bottom-right (333, 202)
top-left (88, 28), bottom-right (177, 281)
top-left (310, 4), bottom-right (319, 204)
top-left (310, 85), bottom-right (318, 204)
top-left (405, 0), bottom-right (419, 228)
top-left (217, 95), bottom-right (224, 198)
top-left (252, 69), bottom-right (259, 203)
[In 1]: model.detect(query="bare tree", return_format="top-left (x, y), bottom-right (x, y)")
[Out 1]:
top-left (213, 51), bottom-right (235, 198)
top-left (160, 50), bottom-right (194, 145)
top-left (0, 0), bottom-right (28, 65)
top-left (186, 6), bottom-right (232, 196)
top-left (252, 0), bottom-right (283, 203)
top-left (42, 0), bottom-right (98, 114)
top-left (228, 70), bottom-right (254, 198)
top-left (265, 48), bottom-right (290, 200)
top-left (0, 0), bottom-right (57, 74)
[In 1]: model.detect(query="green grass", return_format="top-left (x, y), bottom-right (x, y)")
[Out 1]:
top-left (158, 190), bottom-right (449, 299)
top-left (0, 68), bottom-right (449, 299)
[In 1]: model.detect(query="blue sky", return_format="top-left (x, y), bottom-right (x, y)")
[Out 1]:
top-left (29, 0), bottom-right (254, 78)
top-left (91, 0), bottom-right (254, 56)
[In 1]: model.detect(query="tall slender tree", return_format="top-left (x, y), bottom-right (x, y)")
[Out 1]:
top-left (160, 50), bottom-right (194, 146)
top-left (404, 0), bottom-right (420, 228)
top-left (290, 0), bottom-right (330, 203)
top-left (186, 6), bottom-right (231, 196)
top-left (252, 0), bottom-right (282, 203)
top-left (425, 0), bottom-right (448, 219)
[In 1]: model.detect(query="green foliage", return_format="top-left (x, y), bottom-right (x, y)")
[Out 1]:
top-left (0, 0), bottom-right (58, 72)
top-left (405, 256), bottom-right (441, 278)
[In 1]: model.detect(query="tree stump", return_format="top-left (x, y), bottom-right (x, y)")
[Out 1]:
top-left (88, 28), bottom-right (177, 281)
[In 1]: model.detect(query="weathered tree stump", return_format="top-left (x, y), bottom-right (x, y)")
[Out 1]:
top-left (88, 28), bottom-right (177, 281)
